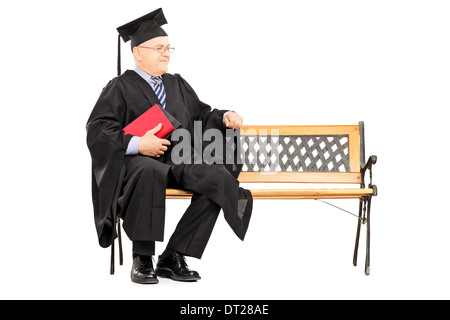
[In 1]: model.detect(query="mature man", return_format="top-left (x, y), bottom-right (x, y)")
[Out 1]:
top-left (86, 8), bottom-right (253, 284)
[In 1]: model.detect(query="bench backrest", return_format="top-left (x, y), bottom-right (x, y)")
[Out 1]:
top-left (238, 122), bottom-right (365, 184)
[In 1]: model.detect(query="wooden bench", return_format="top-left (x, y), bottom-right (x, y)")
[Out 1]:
top-left (166, 121), bottom-right (377, 275)
top-left (111, 122), bottom-right (377, 275)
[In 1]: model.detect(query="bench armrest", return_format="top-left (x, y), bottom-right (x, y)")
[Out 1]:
top-left (361, 155), bottom-right (378, 196)
top-left (361, 155), bottom-right (377, 173)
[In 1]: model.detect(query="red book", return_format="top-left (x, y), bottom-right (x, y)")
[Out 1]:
top-left (123, 104), bottom-right (181, 138)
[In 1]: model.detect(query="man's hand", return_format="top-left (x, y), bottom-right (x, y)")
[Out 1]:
top-left (138, 124), bottom-right (171, 158)
top-left (223, 112), bottom-right (243, 130)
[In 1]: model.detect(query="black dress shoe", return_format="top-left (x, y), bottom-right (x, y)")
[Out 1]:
top-left (131, 255), bottom-right (159, 284)
top-left (155, 251), bottom-right (201, 281)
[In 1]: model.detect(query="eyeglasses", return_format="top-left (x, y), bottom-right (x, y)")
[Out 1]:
top-left (138, 46), bottom-right (175, 53)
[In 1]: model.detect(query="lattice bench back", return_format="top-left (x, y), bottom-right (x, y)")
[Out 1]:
top-left (238, 124), bottom-right (363, 184)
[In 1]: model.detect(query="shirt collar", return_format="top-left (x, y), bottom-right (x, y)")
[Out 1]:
top-left (134, 66), bottom-right (162, 83)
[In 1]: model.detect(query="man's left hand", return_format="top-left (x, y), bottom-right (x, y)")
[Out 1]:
top-left (223, 112), bottom-right (243, 129)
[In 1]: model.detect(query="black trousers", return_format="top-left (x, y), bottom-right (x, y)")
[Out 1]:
top-left (120, 156), bottom-right (231, 259)
top-left (133, 192), bottom-right (220, 259)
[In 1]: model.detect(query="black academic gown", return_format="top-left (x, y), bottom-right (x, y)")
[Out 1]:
top-left (86, 70), bottom-right (252, 248)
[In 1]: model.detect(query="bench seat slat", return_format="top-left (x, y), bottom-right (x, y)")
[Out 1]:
top-left (166, 188), bottom-right (373, 200)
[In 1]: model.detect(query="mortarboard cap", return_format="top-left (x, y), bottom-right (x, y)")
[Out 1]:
top-left (116, 8), bottom-right (168, 76)
top-left (117, 8), bottom-right (168, 50)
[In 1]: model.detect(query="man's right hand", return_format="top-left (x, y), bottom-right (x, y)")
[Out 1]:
top-left (138, 123), bottom-right (171, 158)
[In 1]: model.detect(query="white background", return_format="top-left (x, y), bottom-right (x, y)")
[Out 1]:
top-left (1, 0), bottom-right (449, 300)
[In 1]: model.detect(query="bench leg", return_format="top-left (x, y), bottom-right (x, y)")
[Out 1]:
top-left (110, 240), bottom-right (115, 275)
top-left (353, 199), bottom-right (364, 267)
top-left (117, 219), bottom-right (123, 266)
top-left (110, 218), bottom-right (124, 275)
top-left (365, 196), bottom-right (372, 276)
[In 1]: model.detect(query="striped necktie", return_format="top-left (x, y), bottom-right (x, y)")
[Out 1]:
top-left (151, 76), bottom-right (166, 109)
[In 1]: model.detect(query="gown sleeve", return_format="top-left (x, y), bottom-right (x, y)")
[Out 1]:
top-left (86, 77), bottom-right (133, 247)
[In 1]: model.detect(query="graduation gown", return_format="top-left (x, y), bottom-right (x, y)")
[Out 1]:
top-left (86, 70), bottom-right (253, 248)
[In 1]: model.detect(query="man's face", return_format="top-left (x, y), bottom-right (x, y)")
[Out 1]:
top-left (134, 36), bottom-right (171, 76)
